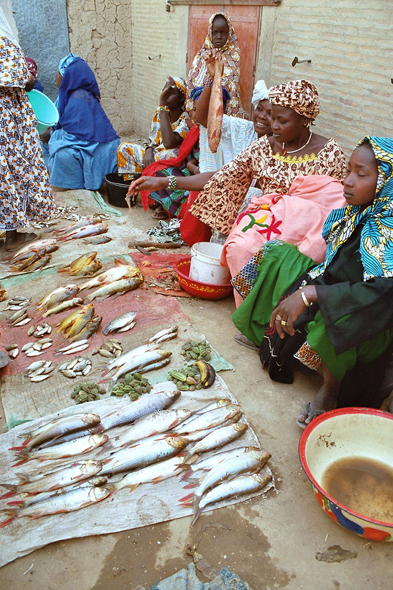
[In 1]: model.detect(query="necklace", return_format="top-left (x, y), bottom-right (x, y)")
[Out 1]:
top-left (282, 131), bottom-right (313, 156)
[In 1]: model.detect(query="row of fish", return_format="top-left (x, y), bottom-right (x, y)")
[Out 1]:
top-left (0, 390), bottom-right (272, 526)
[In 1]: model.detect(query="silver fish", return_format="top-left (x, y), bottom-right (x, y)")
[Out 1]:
top-left (100, 434), bottom-right (188, 476)
top-left (30, 374), bottom-right (52, 382)
top-left (100, 389), bottom-right (181, 431)
top-left (183, 423), bottom-right (248, 463)
top-left (114, 409), bottom-right (193, 448)
top-left (116, 321), bottom-right (136, 333)
top-left (182, 446), bottom-right (250, 475)
top-left (59, 222), bottom-right (109, 242)
top-left (110, 350), bottom-right (172, 384)
top-left (85, 276), bottom-right (143, 303)
top-left (183, 415), bottom-right (241, 443)
top-left (115, 455), bottom-right (184, 492)
top-left (106, 343), bottom-right (159, 371)
top-left (174, 405), bottom-right (242, 435)
top-left (57, 339), bottom-right (90, 353)
top-left (148, 325), bottom-right (178, 343)
top-left (14, 433), bottom-right (109, 463)
top-left (102, 311), bottom-right (137, 335)
top-left (62, 343), bottom-right (90, 355)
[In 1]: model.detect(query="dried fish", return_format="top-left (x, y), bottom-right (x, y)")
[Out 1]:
top-left (148, 325), bottom-right (178, 343)
top-left (37, 285), bottom-right (80, 311)
top-left (85, 276), bottom-right (143, 302)
top-left (43, 297), bottom-right (84, 317)
top-left (59, 252), bottom-right (102, 277)
top-left (102, 311), bottom-right (137, 336)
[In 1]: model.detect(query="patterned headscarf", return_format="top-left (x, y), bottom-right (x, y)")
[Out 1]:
top-left (308, 136), bottom-right (393, 281)
top-left (269, 79), bottom-right (320, 121)
top-left (172, 76), bottom-right (186, 97)
top-left (251, 80), bottom-right (269, 108)
top-left (25, 58), bottom-right (37, 78)
top-left (59, 52), bottom-right (78, 76)
top-left (186, 12), bottom-right (243, 116)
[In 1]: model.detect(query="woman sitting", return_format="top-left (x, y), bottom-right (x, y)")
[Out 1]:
top-left (42, 53), bottom-right (119, 190)
top-left (232, 137), bottom-right (393, 427)
top-left (186, 12), bottom-right (243, 117)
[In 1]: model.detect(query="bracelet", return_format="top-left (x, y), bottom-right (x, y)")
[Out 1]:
top-left (206, 78), bottom-right (213, 89)
top-left (194, 166), bottom-right (200, 174)
top-left (300, 290), bottom-right (313, 308)
top-left (158, 105), bottom-right (169, 112)
top-left (167, 175), bottom-right (177, 190)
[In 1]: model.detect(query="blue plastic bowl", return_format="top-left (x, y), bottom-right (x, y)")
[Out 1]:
top-left (27, 89), bottom-right (59, 133)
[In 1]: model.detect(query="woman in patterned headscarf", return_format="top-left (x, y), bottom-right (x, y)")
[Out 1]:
top-left (0, 8), bottom-right (55, 250)
top-left (233, 137), bottom-right (393, 425)
top-left (186, 12), bottom-right (243, 117)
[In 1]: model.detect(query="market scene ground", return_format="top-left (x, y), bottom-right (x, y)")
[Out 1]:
top-left (0, 192), bottom-right (391, 590)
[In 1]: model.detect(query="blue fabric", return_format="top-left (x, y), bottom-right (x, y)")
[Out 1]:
top-left (54, 57), bottom-right (118, 143)
top-left (44, 129), bottom-right (119, 190)
top-left (190, 85), bottom-right (231, 110)
top-left (308, 136), bottom-right (393, 281)
top-left (58, 52), bottom-right (78, 76)
top-left (34, 79), bottom-right (44, 93)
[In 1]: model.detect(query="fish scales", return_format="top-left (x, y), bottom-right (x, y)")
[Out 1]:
top-left (113, 409), bottom-right (192, 448)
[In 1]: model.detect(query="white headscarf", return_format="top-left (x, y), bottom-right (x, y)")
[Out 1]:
top-left (0, 7), bottom-right (20, 47)
top-left (251, 80), bottom-right (269, 108)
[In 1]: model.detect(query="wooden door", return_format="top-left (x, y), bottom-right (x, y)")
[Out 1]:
top-left (187, 4), bottom-right (262, 117)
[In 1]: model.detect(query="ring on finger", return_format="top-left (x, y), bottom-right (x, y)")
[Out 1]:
top-left (281, 320), bottom-right (287, 326)
top-left (275, 314), bottom-right (282, 321)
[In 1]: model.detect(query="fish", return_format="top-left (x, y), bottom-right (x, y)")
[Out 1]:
top-left (106, 343), bottom-right (159, 372)
top-left (55, 215), bottom-right (104, 234)
top-left (207, 56), bottom-right (224, 153)
top-left (181, 446), bottom-right (250, 477)
top-left (13, 433), bottom-right (109, 464)
top-left (113, 409), bottom-right (193, 448)
top-left (99, 434), bottom-right (188, 476)
top-left (0, 460), bottom-right (103, 498)
top-left (182, 423), bottom-right (248, 463)
top-left (57, 304), bottom-right (95, 337)
top-left (174, 404), bottom-right (242, 435)
top-left (12, 254), bottom-right (52, 273)
top-left (68, 315), bottom-right (102, 342)
top-left (42, 297), bottom-right (84, 318)
top-left (61, 342), bottom-right (90, 355)
top-left (11, 238), bottom-right (57, 261)
top-left (80, 259), bottom-right (141, 291)
top-left (85, 276), bottom-right (143, 302)
top-left (84, 235), bottom-right (112, 245)
top-left (177, 399), bottom-right (232, 430)
top-left (180, 415), bottom-right (241, 443)
top-left (188, 473), bottom-right (273, 526)
top-left (0, 484), bottom-right (114, 526)
top-left (37, 285), bottom-right (80, 311)
top-left (57, 223), bottom-right (109, 242)
top-left (11, 413), bottom-right (101, 453)
top-left (148, 325), bottom-right (178, 343)
top-left (59, 252), bottom-right (102, 277)
top-left (102, 311), bottom-right (137, 335)
top-left (115, 455), bottom-right (184, 492)
top-left (56, 339), bottom-right (90, 353)
top-left (116, 321), bottom-right (136, 334)
top-left (110, 350), bottom-right (172, 384)
top-left (137, 357), bottom-right (172, 374)
top-left (100, 389), bottom-right (181, 430)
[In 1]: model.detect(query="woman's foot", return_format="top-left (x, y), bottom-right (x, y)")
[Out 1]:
top-left (5, 231), bottom-right (38, 252)
top-left (296, 388), bottom-right (339, 429)
top-left (233, 332), bottom-right (258, 351)
top-left (152, 206), bottom-right (169, 220)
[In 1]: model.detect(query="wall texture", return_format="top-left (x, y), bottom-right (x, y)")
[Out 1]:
top-left (66, 0), bottom-right (393, 154)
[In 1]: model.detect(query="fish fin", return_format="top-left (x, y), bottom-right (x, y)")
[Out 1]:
top-left (8, 445), bottom-right (28, 451)
top-left (128, 484), bottom-right (139, 493)
top-left (180, 470), bottom-right (193, 481)
top-left (191, 506), bottom-right (202, 527)
top-left (12, 456), bottom-right (28, 467)
top-left (182, 481), bottom-right (198, 490)
top-left (16, 472), bottom-right (30, 484)
top-left (0, 515), bottom-right (17, 528)
top-left (0, 486), bottom-right (17, 499)
top-left (6, 500), bottom-right (24, 506)
top-left (179, 492), bottom-right (194, 503)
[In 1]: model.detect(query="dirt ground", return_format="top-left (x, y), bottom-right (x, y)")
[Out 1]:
top-left (0, 196), bottom-right (391, 590)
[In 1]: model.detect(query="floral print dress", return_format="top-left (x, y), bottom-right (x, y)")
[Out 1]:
top-left (0, 36), bottom-right (55, 230)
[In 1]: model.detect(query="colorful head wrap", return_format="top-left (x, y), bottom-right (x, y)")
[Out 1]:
top-left (190, 85), bottom-right (230, 111)
top-left (251, 80), bottom-right (269, 108)
top-left (59, 52), bottom-right (78, 76)
top-left (25, 57), bottom-right (37, 78)
top-left (172, 76), bottom-right (186, 98)
top-left (308, 136), bottom-right (393, 281)
top-left (269, 80), bottom-right (320, 121)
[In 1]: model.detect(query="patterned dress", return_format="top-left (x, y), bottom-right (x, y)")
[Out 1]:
top-left (190, 135), bottom-right (347, 236)
top-left (0, 36), bottom-right (55, 230)
top-left (117, 109), bottom-right (189, 179)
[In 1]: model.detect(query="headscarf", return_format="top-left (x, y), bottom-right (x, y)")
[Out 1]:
top-left (251, 80), bottom-right (269, 109)
top-left (59, 52), bottom-right (78, 76)
top-left (186, 12), bottom-right (243, 116)
top-left (172, 76), bottom-right (186, 97)
top-left (55, 56), bottom-right (118, 143)
top-left (308, 136), bottom-right (393, 281)
top-left (190, 85), bottom-right (230, 111)
top-left (25, 58), bottom-right (37, 78)
top-left (269, 79), bottom-right (320, 121)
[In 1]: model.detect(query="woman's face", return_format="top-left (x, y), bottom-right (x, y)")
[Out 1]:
top-left (343, 144), bottom-right (378, 207)
top-left (253, 99), bottom-right (272, 137)
top-left (55, 71), bottom-right (63, 88)
top-left (211, 16), bottom-right (229, 49)
top-left (269, 104), bottom-right (308, 144)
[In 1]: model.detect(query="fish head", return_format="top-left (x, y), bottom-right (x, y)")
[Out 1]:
top-left (217, 398), bottom-right (232, 407)
top-left (250, 449), bottom-right (271, 463)
top-left (91, 485), bottom-right (114, 501)
top-left (92, 434), bottom-right (109, 445)
top-left (87, 476), bottom-right (108, 486)
top-left (253, 473), bottom-right (273, 486)
top-left (167, 435), bottom-right (189, 450)
top-left (83, 413), bottom-right (101, 426)
top-left (177, 409), bottom-right (193, 420)
top-left (234, 423), bottom-right (248, 433)
top-left (166, 390), bottom-right (181, 402)
top-left (159, 351), bottom-right (172, 359)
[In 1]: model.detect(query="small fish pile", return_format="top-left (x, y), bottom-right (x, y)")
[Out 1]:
top-left (181, 340), bottom-right (212, 362)
top-left (25, 360), bottom-right (55, 382)
top-left (59, 252), bottom-right (102, 277)
top-left (7, 296), bottom-right (31, 327)
top-left (5, 344), bottom-right (19, 359)
top-left (10, 239), bottom-right (58, 273)
top-left (146, 219), bottom-right (183, 243)
top-left (167, 360), bottom-right (215, 390)
top-left (59, 357), bottom-right (92, 379)
top-left (71, 382), bottom-right (106, 404)
top-left (93, 339), bottom-right (123, 359)
top-left (102, 311), bottom-right (137, 336)
top-left (110, 372), bottom-right (152, 400)
top-left (56, 304), bottom-right (102, 343)
top-left (22, 338), bottom-right (53, 357)
top-left (31, 205), bottom-right (80, 229)
top-left (28, 323), bottom-right (52, 338)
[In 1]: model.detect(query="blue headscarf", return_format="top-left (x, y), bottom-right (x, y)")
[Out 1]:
top-left (58, 52), bottom-right (78, 76)
top-left (55, 56), bottom-right (118, 143)
top-left (190, 85), bottom-right (230, 111)
top-left (308, 136), bottom-right (393, 281)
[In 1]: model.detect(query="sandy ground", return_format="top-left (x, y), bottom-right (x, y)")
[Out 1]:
top-left (0, 196), bottom-right (392, 590)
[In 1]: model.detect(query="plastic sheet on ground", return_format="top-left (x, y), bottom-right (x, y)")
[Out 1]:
top-left (144, 563), bottom-right (252, 590)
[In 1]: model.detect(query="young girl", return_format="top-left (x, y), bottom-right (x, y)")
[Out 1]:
top-left (232, 137), bottom-right (393, 427)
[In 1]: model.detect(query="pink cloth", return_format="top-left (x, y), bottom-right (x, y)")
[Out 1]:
top-left (221, 175), bottom-right (346, 306)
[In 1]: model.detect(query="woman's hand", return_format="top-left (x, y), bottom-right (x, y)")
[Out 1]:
top-left (159, 76), bottom-right (176, 106)
top-left (204, 50), bottom-right (218, 78)
top-left (39, 128), bottom-right (52, 144)
top-left (25, 76), bottom-right (35, 92)
top-left (142, 147), bottom-right (155, 169)
top-left (270, 286), bottom-right (317, 339)
top-left (127, 176), bottom-right (168, 197)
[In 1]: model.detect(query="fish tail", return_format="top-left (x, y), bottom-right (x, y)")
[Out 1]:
top-left (0, 510), bottom-right (17, 527)
top-left (179, 492), bottom-right (194, 504)
top-left (8, 444), bottom-right (28, 451)
top-left (16, 472), bottom-right (30, 484)
top-left (12, 454), bottom-right (28, 467)
top-left (180, 469), bottom-right (193, 481)
top-left (0, 486), bottom-right (17, 499)
top-left (182, 481), bottom-right (198, 490)
top-left (128, 484), bottom-right (139, 493)
top-left (191, 506), bottom-right (202, 527)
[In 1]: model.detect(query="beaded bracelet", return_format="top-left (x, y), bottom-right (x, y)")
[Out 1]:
top-left (300, 291), bottom-right (312, 308)
top-left (158, 105), bottom-right (169, 112)
top-left (206, 78), bottom-right (213, 89)
top-left (167, 175), bottom-right (177, 190)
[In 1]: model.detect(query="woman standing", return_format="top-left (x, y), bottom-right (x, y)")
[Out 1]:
top-left (0, 8), bottom-right (55, 250)
top-left (186, 12), bottom-right (243, 117)
top-left (43, 54), bottom-right (120, 191)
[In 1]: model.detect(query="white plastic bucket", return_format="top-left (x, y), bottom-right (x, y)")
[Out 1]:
top-left (189, 242), bottom-right (230, 285)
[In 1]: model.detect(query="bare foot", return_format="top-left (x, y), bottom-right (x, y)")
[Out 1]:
top-left (297, 388), bottom-right (339, 425)
top-left (5, 231), bottom-right (38, 252)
